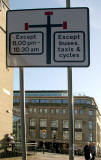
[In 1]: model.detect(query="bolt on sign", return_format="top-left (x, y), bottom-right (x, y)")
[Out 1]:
top-left (6, 8), bottom-right (90, 67)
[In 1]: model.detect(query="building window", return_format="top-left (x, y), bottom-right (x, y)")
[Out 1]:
top-left (40, 99), bottom-right (50, 103)
top-left (51, 130), bottom-right (57, 139)
top-left (44, 109), bottom-right (48, 113)
top-left (40, 109), bottom-right (43, 113)
top-left (88, 110), bottom-right (94, 116)
top-left (25, 99), bottom-right (29, 103)
top-left (39, 108), bottom-right (48, 114)
top-left (30, 119), bottom-right (36, 127)
top-left (63, 100), bottom-right (68, 104)
top-left (14, 92), bottom-right (20, 96)
top-left (63, 120), bottom-right (69, 128)
top-left (29, 129), bottom-right (36, 138)
top-left (31, 99), bottom-right (39, 103)
top-left (81, 99), bottom-right (86, 103)
top-left (40, 119), bottom-right (47, 127)
top-left (74, 109), bottom-right (78, 115)
top-left (88, 121), bottom-right (93, 129)
top-left (75, 132), bottom-right (82, 140)
top-left (40, 129), bottom-right (47, 139)
top-left (29, 108), bottom-right (33, 113)
top-left (88, 132), bottom-right (92, 142)
top-left (56, 109), bottom-right (59, 114)
top-left (52, 99), bottom-right (62, 103)
top-left (62, 109), bottom-right (68, 115)
top-left (14, 99), bottom-right (20, 103)
top-left (63, 131), bottom-right (69, 140)
top-left (75, 120), bottom-right (82, 129)
top-left (87, 100), bottom-right (92, 105)
top-left (80, 109), bottom-right (83, 115)
top-left (50, 109), bottom-right (55, 114)
top-left (75, 99), bottom-right (92, 104)
top-left (33, 108), bottom-right (37, 113)
top-left (51, 120), bottom-right (58, 128)
top-left (75, 99), bottom-right (81, 103)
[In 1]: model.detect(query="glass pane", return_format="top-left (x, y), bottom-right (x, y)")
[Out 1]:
top-left (80, 109), bottom-right (83, 115)
top-left (74, 109), bottom-right (78, 114)
top-left (40, 109), bottom-right (43, 113)
top-left (29, 129), bottom-right (36, 138)
top-left (56, 109), bottom-right (59, 114)
top-left (25, 99), bottom-right (29, 103)
top-left (52, 130), bottom-right (57, 139)
top-left (33, 108), bottom-right (37, 113)
top-left (75, 132), bottom-right (82, 140)
top-left (88, 121), bottom-right (93, 129)
top-left (30, 119), bottom-right (36, 126)
top-left (63, 120), bottom-right (68, 128)
top-left (44, 109), bottom-right (48, 113)
top-left (31, 99), bottom-right (39, 103)
top-left (88, 132), bottom-right (92, 141)
top-left (52, 99), bottom-right (62, 103)
top-left (40, 99), bottom-right (50, 103)
top-left (51, 120), bottom-right (58, 128)
top-left (88, 110), bottom-right (94, 116)
top-left (63, 99), bottom-right (68, 104)
top-left (14, 99), bottom-right (20, 103)
top-left (75, 120), bottom-right (82, 129)
top-left (50, 109), bottom-right (55, 114)
top-left (75, 99), bottom-right (81, 103)
top-left (62, 109), bottom-right (68, 115)
top-left (63, 131), bottom-right (69, 140)
top-left (40, 119), bottom-right (47, 127)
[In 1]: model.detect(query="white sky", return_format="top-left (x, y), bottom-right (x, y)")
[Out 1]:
top-left (9, 0), bottom-right (101, 112)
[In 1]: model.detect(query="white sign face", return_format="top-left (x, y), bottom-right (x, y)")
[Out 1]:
top-left (6, 8), bottom-right (90, 67)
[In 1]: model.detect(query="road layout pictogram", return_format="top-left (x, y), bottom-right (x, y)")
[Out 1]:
top-left (24, 11), bottom-right (67, 64)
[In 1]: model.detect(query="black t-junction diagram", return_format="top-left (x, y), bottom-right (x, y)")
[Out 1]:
top-left (24, 11), bottom-right (67, 64)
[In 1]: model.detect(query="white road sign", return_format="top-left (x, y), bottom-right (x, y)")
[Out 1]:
top-left (6, 8), bottom-right (90, 67)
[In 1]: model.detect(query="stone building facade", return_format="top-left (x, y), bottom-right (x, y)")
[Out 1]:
top-left (0, 0), bottom-right (13, 140)
top-left (13, 90), bottom-right (101, 154)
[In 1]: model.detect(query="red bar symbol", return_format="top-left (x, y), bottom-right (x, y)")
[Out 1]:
top-left (45, 12), bottom-right (53, 15)
top-left (25, 23), bottom-right (29, 30)
top-left (63, 21), bottom-right (67, 29)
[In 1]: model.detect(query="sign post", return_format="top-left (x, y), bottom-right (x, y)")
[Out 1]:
top-left (66, 1), bottom-right (74, 160)
top-left (20, 67), bottom-right (27, 160)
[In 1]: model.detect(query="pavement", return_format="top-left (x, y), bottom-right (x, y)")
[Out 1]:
top-left (0, 152), bottom-right (101, 160)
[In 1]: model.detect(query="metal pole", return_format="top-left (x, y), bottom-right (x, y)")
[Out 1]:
top-left (68, 67), bottom-right (74, 160)
top-left (66, 0), bottom-right (74, 160)
top-left (20, 67), bottom-right (27, 160)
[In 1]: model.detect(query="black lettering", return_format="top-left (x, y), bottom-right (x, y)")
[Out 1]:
top-left (16, 35), bottom-right (19, 39)
top-left (78, 34), bottom-right (80, 39)
top-left (58, 35), bottom-right (62, 39)
top-left (76, 47), bottom-right (80, 51)
top-left (13, 41), bottom-right (17, 46)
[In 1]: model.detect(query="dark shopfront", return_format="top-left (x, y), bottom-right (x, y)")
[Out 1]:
top-left (37, 141), bottom-right (69, 154)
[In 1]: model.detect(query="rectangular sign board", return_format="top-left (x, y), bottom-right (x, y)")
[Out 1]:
top-left (6, 8), bottom-right (90, 67)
